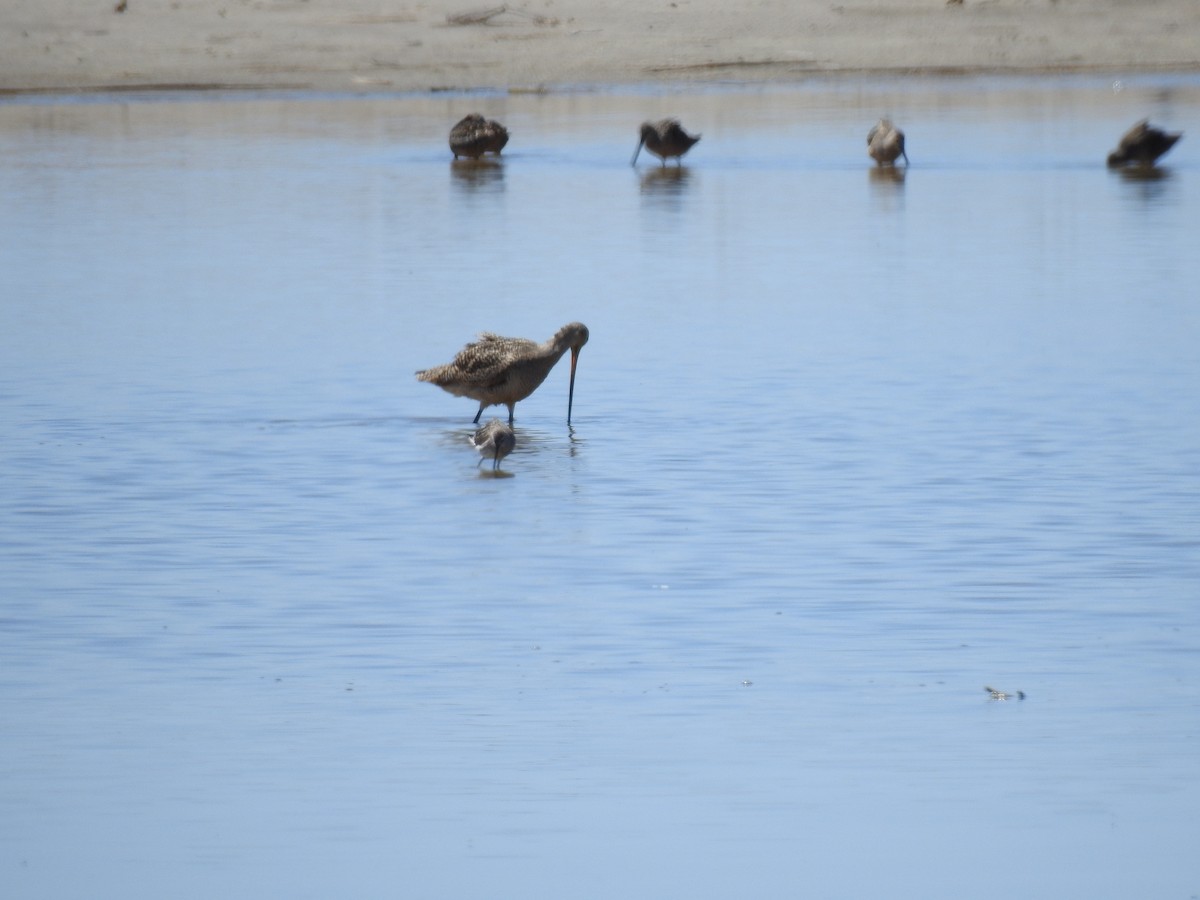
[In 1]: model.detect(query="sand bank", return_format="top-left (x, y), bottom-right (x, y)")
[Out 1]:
top-left (2, 0), bottom-right (1198, 95)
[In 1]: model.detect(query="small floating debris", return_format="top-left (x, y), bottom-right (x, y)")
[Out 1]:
top-left (984, 685), bottom-right (1025, 701)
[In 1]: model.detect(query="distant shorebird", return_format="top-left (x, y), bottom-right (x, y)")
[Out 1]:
top-left (984, 686), bottom-right (1026, 701)
top-left (416, 322), bottom-right (589, 425)
top-left (470, 418), bottom-right (516, 470)
top-left (1106, 120), bottom-right (1182, 168)
top-left (867, 119), bottom-right (908, 166)
top-left (449, 114), bottom-right (510, 160)
top-left (632, 119), bottom-right (701, 167)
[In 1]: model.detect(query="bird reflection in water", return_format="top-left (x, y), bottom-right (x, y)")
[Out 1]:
top-left (638, 166), bottom-right (694, 213)
top-left (639, 165), bottom-right (693, 195)
top-left (868, 164), bottom-right (906, 213)
top-left (1115, 165), bottom-right (1172, 183)
top-left (1114, 163), bottom-right (1176, 204)
top-left (868, 165), bottom-right (907, 187)
top-left (450, 158), bottom-right (505, 192)
top-left (566, 423), bottom-right (585, 458)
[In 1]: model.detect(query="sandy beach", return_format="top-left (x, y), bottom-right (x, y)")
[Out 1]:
top-left (2, 0), bottom-right (1198, 95)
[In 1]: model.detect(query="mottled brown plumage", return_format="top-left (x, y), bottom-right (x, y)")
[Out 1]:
top-left (470, 418), bottom-right (516, 470)
top-left (1107, 120), bottom-right (1182, 168)
top-left (416, 322), bottom-right (590, 424)
top-left (867, 119), bottom-right (908, 166)
top-left (449, 114), bottom-right (510, 160)
top-left (632, 119), bottom-right (701, 167)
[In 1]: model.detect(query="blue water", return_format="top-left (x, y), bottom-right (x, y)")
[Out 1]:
top-left (2, 78), bottom-right (1199, 899)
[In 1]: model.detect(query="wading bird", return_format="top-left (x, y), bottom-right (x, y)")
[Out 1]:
top-left (449, 114), bottom-right (510, 160)
top-left (416, 322), bottom-right (589, 425)
top-left (867, 119), bottom-right (908, 166)
top-left (470, 419), bottom-right (516, 470)
top-left (1106, 120), bottom-right (1182, 168)
top-left (632, 119), bottom-right (700, 167)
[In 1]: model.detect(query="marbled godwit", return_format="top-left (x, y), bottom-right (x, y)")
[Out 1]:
top-left (1106, 120), bottom-right (1182, 168)
top-left (449, 114), bottom-right (510, 160)
top-left (416, 322), bottom-right (589, 425)
top-left (632, 119), bottom-right (700, 167)
top-left (867, 119), bottom-right (908, 166)
top-left (470, 418), bottom-right (516, 470)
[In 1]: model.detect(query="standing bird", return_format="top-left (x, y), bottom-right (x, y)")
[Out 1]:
top-left (416, 322), bottom-right (589, 425)
top-left (470, 419), bottom-right (516, 470)
top-left (867, 119), bottom-right (908, 166)
top-left (1106, 120), bottom-right (1182, 168)
top-left (449, 114), bottom-right (510, 160)
top-left (632, 119), bottom-right (701, 167)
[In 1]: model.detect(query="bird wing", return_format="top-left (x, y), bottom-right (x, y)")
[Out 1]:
top-left (663, 120), bottom-right (689, 141)
top-left (1118, 120), bottom-right (1150, 151)
top-left (450, 334), bottom-right (538, 385)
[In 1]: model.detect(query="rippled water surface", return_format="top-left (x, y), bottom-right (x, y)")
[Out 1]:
top-left (2, 78), bottom-right (1199, 899)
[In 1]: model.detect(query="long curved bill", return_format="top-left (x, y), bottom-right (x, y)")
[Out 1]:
top-left (567, 346), bottom-right (581, 424)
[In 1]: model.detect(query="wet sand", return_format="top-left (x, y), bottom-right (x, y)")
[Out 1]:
top-left (2, 0), bottom-right (1198, 95)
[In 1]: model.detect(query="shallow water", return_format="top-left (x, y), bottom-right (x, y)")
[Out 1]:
top-left (2, 77), bottom-right (1199, 899)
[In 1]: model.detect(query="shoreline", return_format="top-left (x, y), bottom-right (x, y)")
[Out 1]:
top-left (4, 64), bottom-right (1199, 102)
top-left (2, 0), bottom-right (1198, 98)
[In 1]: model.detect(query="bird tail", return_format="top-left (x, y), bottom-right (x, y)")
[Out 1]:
top-left (415, 365), bottom-right (446, 384)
